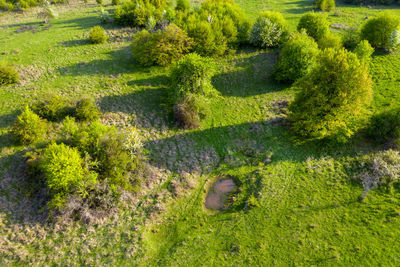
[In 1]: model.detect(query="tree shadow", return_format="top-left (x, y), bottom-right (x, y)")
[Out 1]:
top-left (0, 110), bottom-right (19, 129)
top-left (99, 75), bottom-right (171, 129)
top-left (281, 0), bottom-right (315, 14)
top-left (61, 38), bottom-right (91, 47)
top-left (56, 45), bottom-right (139, 76)
top-left (212, 51), bottom-right (287, 97)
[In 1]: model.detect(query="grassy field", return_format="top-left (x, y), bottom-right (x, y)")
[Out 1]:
top-left (1, 0), bottom-right (400, 265)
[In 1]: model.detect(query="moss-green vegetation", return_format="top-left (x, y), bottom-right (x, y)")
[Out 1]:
top-left (1, 0), bottom-right (400, 265)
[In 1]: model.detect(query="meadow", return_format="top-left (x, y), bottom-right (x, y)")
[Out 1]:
top-left (1, 0), bottom-right (400, 265)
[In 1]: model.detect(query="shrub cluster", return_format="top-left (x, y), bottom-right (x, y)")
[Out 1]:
top-left (114, 0), bottom-right (168, 27)
top-left (316, 0), bottom-right (335, 11)
top-left (274, 32), bottom-right (319, 83)
top-left (0, 62), bottom-right (19, 85)
top-left (131, 24), bottom-right (193, 66)
top-left (289, 48), bottom-right (373, 142)
top-left (250, 11), bottom-right (289, 48)
top-left (297, 12), bottom-right (330, 41)
top-left (89, 26), bottom-right (108, 44)
top-left (12, 106), bottom-right (48, 145)
top-left (317, 32), bottom-right (342, 50)
top-left (361, 12), bottom-right (400, 50)
top-left (169, 53), bottom-right (216, 128)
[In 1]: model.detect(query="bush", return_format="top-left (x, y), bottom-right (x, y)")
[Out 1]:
top-left (274, 32), bottom-right (320, 83)
top-left (96, 0), bottom-right (102, 5)
top-left (175, 0), bottom-right (189, 12)
top-left (360, 12), bottom-right (400, 50)
top-left (297, 12), bottom-right (330, 41)
top-left (250, 11), bottom-right (288, 48)
top-left (289, 48), bottom-right (373, 142)
top-left (12, 106), bottom-right (47, 145)
top-left (368, 107), bottom-right (400, 144)
top-left (111, 0), bottom-right (119, 5)
top-left (75, 98), bottom-right (101, 122)
top-left (99, 7), bottom-right (111, 24)
top-left (317, 32), bottom-right (342, 50)
top-left (114, 0), bottom-right (167, 27)
top-left (0, 62), bottom-right (19, 85)
top-left (89, 26), bottom-right (107, 44)
top-left (169, 53), bottom-right (216, 100)
top-left (343, 27), bottom-right (361, 50)
top-left (38, 142), bottom-right (97, 209)
top-left (354, 40), bottom-right (374, 64)
top-left (131, 24), bottom-right (193, 66)
top-left (32, 95), bottom-right (71, 121)
top-left (316, 0), bottom-right (335, 11)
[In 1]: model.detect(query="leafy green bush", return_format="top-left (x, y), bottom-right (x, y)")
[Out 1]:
top-left (12, 106), bottom-right (47, 145)
top-left (75, 98), bottom-right (101, 122)
top-left (317, 32), bottom-right (342, 50)
top-left (343, 27), bottom-right (361, 50)
top-left (0, 62), bottom-right (19, 85)
top-left (38, 142), bottom-right (97, 209)
top-left (111, 0), bottom-right (119, 5)
top-left (297, 12), bottom-right (330, 41)
top-left (289, 48), bottom-right (373, 142)
top-left (96, 0), bottom-right (102, 5)
top-left (169, 53), bottom-right (216, 101)
top-left (250, 11), bottom-right (288, 48)
top-left (32, 95), bottom-right (71, 121)
top-left (360, 12), bottom-right (400, 50)
top-left (316, 0), bottom-right (335, 11)
top-left (354, 40), bottom-right (374, 64)
top-left (274, 32), bottom-right (319, 83)
top-left (368, 107), bottom-right (400, 144)
top-left (114, 0), bottom-right (167, 27)
top-left (89, 26), bottom-right (107, 44)
top-left (131, 24), bottom-right (193, 66)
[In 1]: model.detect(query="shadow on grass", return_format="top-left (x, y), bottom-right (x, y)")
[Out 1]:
top-left (0, 111), bottom-right (19, 128)
top-left (61, 38), bottom-right (91, 47)
top-left (212, 51), bottom-right (286, 97)
top-left (282, 0), bottom-right (315, 14)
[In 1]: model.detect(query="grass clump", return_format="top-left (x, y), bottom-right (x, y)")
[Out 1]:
top-left (297, 12), bottom-right (330, 41)
top-left (12, 106), bottom-right (47, 145)
top-left (274, 31), bottom-right (319, 83)
top-left (89, 26), bottom-right (108, 44)
top-left (250, 11), bottom-right (288, 48)
top-left (289, 48), bottom-right (373, 142)
top-left (0, 62), bottom-right (19, 85)
top-left (361, 12), bottom-right (400, 50)
top-left (75, 98), bottom-right (101, 122)
top-left (131, 24), bottom-right (193, 66)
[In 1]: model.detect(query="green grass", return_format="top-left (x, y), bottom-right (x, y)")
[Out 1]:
top-left (1, 0), bottom-right (400, 265)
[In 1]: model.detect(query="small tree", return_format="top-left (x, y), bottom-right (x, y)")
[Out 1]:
top-left (176, 0), bottom-right (189, 12)
top-left (297, 12), bottom-right (330, 41)
top-left (38, 0), bottom-right (57, 24)
top-left (354, 40), bottom-right (374, 64)
top-left (274, 32), bottom-right (319, 83)
top-left (289, 48), bottom-right (373, 142)
top-left (316, 0), bottom-right (335, 11)
top-left (250, 11), bottom-right (288, 48)
top-left (12, 106), bottom-right (48, 145)
top-left (0, 61), bottom-right (19, 85)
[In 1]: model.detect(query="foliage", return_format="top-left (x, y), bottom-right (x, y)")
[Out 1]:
top-left (387, 27), bottom-right (400, 53)
top-left (175, 0), bottom-right (189, 12)
top-left (250, 11), bottom-right (288, 48)
top-left (173, 94), bottom-right (209, 129)
top-left (360, 12), bottom-right (400, 50)
top-left (145, 15), bottom-right (156, 30)
top-left (297, 12), bottom-right (330, 41)
top-left (114, 0), bottom-right (167, 27)
top-left (289, 48), bottom-right (373, 142)
top-left (32, 94), bottom-right (70, 121)
top-left (316, 0), bottom-right (335, 11)
top-left (12, 106), bottom-right (47, 145)
top-left (356, 150), bottom-right (400, 199)
top-left (0, 61), bottom-right (18, 85)
top-left (112, 0), bottom-right (119, 5)
top-left (131, 24), bottom-right (193, 66)
top-left (37, 142), bottom-right (97, 209)
top-left (75, 98), bottom-right (101, 122)
top-left (368, 107), bottom-right (400, 144)
top-left (343, 27), bottom-right (361, 50)
top-left (89, 26), bottom-right (108, 44)
top-left (274, 32), bottom-right (319, 83)
top-left (317, 32), bottom-right (342, 50)
top-left (354, 40), bottom-right (374, 64)
top-left (37, 0), bottom-right (57, 24)
top-left (99, 7), bottom-right (111, 24)
top-left (96, 0), bottom-right (102, 5)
